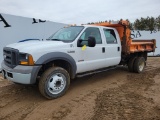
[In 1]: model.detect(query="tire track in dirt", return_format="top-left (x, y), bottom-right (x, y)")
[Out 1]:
top-left (92, 66), bottom-right (160, 120)
top-left (0, 103), bottom-right (37, 120)
top-left (0, 85), bottom-right (44, 120)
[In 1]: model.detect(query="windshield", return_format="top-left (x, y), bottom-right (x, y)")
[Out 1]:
top-left (48, 26), bottom-right (84, 42)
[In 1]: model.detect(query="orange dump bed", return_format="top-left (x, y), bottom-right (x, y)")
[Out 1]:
top-left (130, 40), bottom-right (156, 53)
top-left (92, 20), bottom-right (156, 54)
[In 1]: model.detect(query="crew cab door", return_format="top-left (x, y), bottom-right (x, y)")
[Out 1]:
top-left (75, 27), bottom-right (107, 73)
top-left (102, 28), bottom-right (121, 66)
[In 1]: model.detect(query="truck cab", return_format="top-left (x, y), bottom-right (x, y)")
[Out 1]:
top-left (71, 25), bottom-right (121, 73)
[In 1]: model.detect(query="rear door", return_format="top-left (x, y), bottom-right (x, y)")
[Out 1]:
top-left (102, 28), bottom-right (121, 66)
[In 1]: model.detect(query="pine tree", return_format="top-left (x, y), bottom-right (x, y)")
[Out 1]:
top-left (147, 17), bottom-right (155, 33)
top-left (156, 15), bottom-right (160, 31)
top-left (134, 19), bottom-right (141, 30)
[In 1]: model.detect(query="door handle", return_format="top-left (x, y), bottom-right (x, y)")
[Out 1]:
top-left (118, 47), bottom-right (120, 51)
top-left (102, 47), bottom-right (105, 53)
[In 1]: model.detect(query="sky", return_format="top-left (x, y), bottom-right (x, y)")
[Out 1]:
top-left (0, 0), bottom-right (160, 24)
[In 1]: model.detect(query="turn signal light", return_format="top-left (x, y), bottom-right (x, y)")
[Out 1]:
top-left (20, 55), bottom-right (34, 65)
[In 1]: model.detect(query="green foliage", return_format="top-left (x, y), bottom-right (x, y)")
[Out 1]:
top-left (133, 16), bottom-right (159, 32)
top-left (86, 15), bottom-right (160, 31)
top-left (155, 15), bottom-right (160, 31)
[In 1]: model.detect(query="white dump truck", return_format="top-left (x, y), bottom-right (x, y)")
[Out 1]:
top-left (1, 20), bottom-right (156, 99)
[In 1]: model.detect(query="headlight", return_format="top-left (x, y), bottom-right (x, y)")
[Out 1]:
top-left (19, 53), bottom-right (34, 65)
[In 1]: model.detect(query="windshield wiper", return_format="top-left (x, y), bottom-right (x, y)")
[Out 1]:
top-left (46, 39), bottom-right (62, 41)
top-left (51, 39), bottom-right (62, 41)
top-left (46, 39), bottom-right (72, 43)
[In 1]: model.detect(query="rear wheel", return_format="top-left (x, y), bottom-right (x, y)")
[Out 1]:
top-left (39, 67), bottom-right (70, 99)
top-left (128, 57), bottom-right (136, 72)
top-left (133, 57), bottom-right (145, 73)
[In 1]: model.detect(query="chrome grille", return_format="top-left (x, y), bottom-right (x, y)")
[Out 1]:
top-left (3, 47), bottom-right (19, 68)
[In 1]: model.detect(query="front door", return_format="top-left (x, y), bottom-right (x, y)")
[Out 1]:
top-left (75, 27), bottom-right (106, 73)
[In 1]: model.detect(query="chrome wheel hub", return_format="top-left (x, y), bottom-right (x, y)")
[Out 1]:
top-left (139, 61), bottom-right (145, 71)
top-left (47, 73), bottom-right (66, 94)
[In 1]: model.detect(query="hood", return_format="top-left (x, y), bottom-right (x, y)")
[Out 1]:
top-left (6, 40), bottom-right (70, 53)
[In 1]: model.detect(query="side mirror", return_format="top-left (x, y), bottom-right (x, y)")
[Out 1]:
top-left (77, 39), bottom-right (83, 47)
top-left (88, 36), bottom-right (96, 47)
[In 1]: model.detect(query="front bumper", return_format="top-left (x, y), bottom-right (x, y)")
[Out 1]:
top-left (1, 61), bottom-right (41, 84)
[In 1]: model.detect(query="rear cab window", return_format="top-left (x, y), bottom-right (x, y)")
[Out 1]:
top-left (103, 29), bottom-right (117, 44)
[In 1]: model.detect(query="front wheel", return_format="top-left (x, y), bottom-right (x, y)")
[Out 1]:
top-left (39, 67), bottom-right (70, 99)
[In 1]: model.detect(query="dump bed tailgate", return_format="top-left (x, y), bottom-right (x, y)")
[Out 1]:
top-left (129, 39), bottom-right (156, 53)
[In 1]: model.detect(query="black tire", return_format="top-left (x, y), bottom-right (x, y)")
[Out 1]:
top-left (133, 57), bottom-right (145, 73)
top-left (128, 57), bottom-right (136, 72)
top-left (39, 67), bottom-right (70, 99)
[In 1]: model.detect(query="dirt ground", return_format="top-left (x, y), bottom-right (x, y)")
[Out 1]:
top-left (0, 57), bottom-right (160, 120)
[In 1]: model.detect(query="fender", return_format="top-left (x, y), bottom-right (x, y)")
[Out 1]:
top-left (35, 52), bottom-right (77, 79)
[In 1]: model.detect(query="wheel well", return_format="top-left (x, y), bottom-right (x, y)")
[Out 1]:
top-left (121, 52), bottom-right (147, 65)
top-left (128, 52), bottom-right (147, 62)
top-left (37, 59), bottom-right (72, 79)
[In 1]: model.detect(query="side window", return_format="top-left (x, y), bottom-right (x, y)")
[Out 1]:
top-left (103, 29), bottom-right (117, 44)
top-left (79, 27), bottom-right (102, 45)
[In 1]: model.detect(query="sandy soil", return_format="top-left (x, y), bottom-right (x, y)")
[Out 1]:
top-left (0, 57), bottom-right (160, 120)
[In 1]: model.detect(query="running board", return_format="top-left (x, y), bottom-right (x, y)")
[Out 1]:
top-left (76, 66), bottom-right (117, 78)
